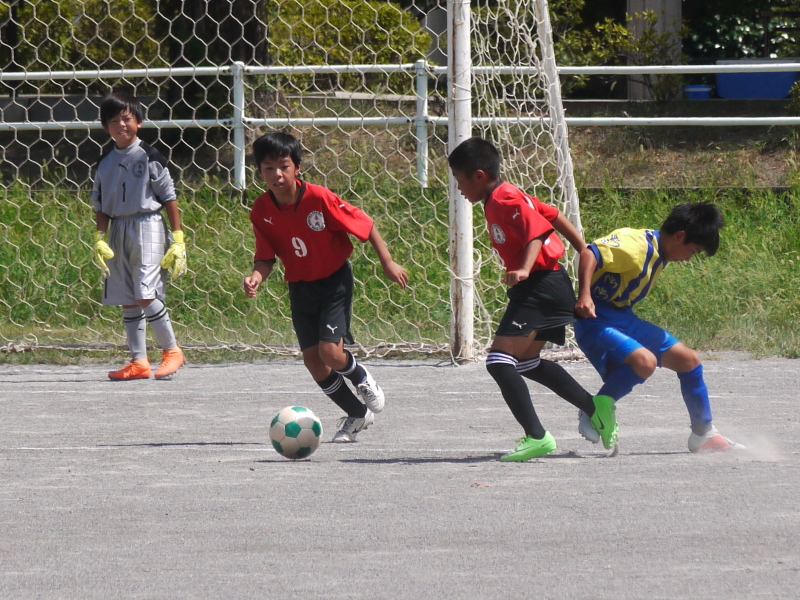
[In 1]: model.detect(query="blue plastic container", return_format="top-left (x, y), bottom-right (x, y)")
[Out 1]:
top-left (683, 85), bottom-right (712, 100)
top-left (716, 59), bottom-right (799, 99)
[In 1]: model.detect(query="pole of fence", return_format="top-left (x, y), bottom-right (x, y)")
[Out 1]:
top-left (414, 59), bottom-right (430, 189)
top-left (231, 61), bottom-right (246, 191)
top-left (447, 0), bottom-right (474, 362)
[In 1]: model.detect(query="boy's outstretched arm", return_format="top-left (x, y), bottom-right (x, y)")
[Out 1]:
top-left (552, 212), bottom-right (587, 254)
top-left (575, 247), bottom-right (597, 319)
top-left (367, 225), bottom-right (408, 289)
top-left (243, 259), bottom-right (275, 298)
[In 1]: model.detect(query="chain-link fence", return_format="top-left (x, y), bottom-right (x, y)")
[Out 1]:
top-left (0, 0), bottom-right (578, 360)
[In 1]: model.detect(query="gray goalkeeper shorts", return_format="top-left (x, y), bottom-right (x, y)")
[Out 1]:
top-left (102, 212), bottom-right (168, 306)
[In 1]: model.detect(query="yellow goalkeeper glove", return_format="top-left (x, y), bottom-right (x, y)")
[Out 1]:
top-left (160, 229), bottom-right (188, 278)
top-left (92, 231), bottom-right (114, 278)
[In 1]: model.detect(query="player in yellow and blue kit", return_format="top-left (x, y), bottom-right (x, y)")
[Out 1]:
top-left (574, 202), bottom-right (745, 453)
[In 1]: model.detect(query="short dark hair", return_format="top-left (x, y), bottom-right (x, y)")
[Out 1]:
top-left (253, 131), bottom-right (302, 168)
top-left (447, 136), bottom-right (501, 179)
top-left (100, 92), bottom-right (143, 126)
top-left (661, 202), bottom-right (724, 257)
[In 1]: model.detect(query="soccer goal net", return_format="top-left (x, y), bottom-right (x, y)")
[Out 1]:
top-left (0, 0), bottom-right (579, 360)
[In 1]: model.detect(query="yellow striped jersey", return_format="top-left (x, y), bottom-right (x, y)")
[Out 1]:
top-left (588, 227), bottom-right (666, 308)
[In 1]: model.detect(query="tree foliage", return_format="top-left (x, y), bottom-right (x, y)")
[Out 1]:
top-left (593, 11), bottom-right (687, 102)
top-left (0, 0), bottom-right (164, 80)
top-left (1, 0), bottom-right (430, 98)
top-left (684, 0), bottom-right (800, 60)
top-left (266, 0), bottom-right (430, 92)
top-left (488, 0), bottom-right (684, 99)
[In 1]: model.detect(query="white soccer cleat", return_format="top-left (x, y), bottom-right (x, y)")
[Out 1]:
top-left (578, 410), bottom-right (601, 444)
top-left (356, 368), bottom-right (385, 413)
top-left (331, 409), bottom-right (375, 443)
top-left (688, 425), bottom-right (746, 453)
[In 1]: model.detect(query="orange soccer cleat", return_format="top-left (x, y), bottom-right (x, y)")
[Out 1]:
top-left (154, 346), bottom-right (186, 380)
top-left (108, 359), bottom-right (151, 381)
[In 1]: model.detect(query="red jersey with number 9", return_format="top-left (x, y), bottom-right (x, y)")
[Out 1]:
top-left (483, 181), bottom-right (565, 272)
top-left (250, 181), bottom-right (374, 282)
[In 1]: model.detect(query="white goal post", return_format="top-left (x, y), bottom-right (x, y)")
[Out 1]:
top-left (0, 0), bottom-right (580, 361)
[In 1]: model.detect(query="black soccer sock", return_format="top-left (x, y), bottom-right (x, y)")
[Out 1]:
top-left (518, 357), bottom-right (595, 414)
top-left (486, 351), bottom-right (546, 439)
top-left (334, 349), bottom-right (367, 386)
top-left (316, 371), bottom-right (367, 418)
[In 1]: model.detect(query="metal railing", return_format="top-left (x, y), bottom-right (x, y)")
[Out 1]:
top-left (3, 61), bottom-right (800, 191)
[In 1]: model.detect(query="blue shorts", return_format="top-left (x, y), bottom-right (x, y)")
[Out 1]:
top-left (574, 303), bottom-right (679, 380)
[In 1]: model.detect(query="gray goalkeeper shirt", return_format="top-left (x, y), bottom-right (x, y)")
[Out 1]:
top-left (90, 138), bottom-right (176, 218)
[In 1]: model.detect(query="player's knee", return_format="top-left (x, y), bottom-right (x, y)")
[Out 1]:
top-left (664, 343), bottom-right (702, 373)
top-left (301, 346), bottom-right (327, 378)
top-left (679, 349), bottom-right (701, 372)
top-left (628, 352), bottom-right (657, 379)
top-left (317, 342), bottom-right (345, 369)
top-left (303, 357), bottom-right (328, 381)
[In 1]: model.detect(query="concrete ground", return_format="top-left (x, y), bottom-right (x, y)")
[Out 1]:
top-left (1, 354), bottom-right (798, 599)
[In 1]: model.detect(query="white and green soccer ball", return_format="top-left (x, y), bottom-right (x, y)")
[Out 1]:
top-left (269, 406), bottom-right (323, 460)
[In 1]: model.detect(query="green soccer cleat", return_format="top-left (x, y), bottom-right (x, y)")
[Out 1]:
top-left (500, 432), bottom-right (557, 462)
top-left (590, 394), bottom-right (618, 449)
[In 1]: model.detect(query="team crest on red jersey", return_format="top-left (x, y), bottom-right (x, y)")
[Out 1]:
top-left (307, 211), bottom-right (325, 231)
top-left (491, 223), bottom-right (506, 244)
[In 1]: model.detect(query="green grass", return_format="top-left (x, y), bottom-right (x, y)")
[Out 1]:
top-left (2, 181), bottom-right (800, 362)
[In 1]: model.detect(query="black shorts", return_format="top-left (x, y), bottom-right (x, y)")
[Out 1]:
top-left (288, 261), bottom-right (355, 351)
top-left (495, 266), bottom-right (576, 345)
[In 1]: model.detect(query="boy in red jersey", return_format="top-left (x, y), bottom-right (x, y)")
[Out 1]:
top-left (243, 132), bottom-right (408, 442)
top-left (448, 137), bottom-right (617, 460)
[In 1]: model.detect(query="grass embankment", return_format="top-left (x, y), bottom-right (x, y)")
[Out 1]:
top-left (580, 188), bottom-right (800, 358)
top-left (2, 183), bottom-right (799, 362)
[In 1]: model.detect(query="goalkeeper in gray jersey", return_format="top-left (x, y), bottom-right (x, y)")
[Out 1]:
top-left (90, 92), bottom-right (187, 380)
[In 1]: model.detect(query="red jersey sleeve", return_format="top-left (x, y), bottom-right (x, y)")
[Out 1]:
top-left (514, 198), bottom-right (555, 244)
top-left (317, 186), bottom-right (374, 242)
top-left (532, 196), bottom-right (559, 222)
top-left (495, 183), bottom-right (554, 244)
top-left (250, 193), bottom-right (277, 263)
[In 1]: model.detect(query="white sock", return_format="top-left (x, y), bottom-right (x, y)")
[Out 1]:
top-left (142, 298), bottom-right (177, 351)
top-left (122, 307), bottom-right (147, 360)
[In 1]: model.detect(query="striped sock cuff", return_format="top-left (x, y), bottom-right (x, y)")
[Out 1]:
top-left (335, 350), bottom-right (357, 377)
top-left (485, 350), bottom-right (518, 367)
top-left (144, 306), bottom-right (168, 323)
top-left (516, 357), bottom-right (541, 372)
top-left (318, 372), bottom-right (345, 396)
top-left (122, 308), bottom-right (144, 323)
